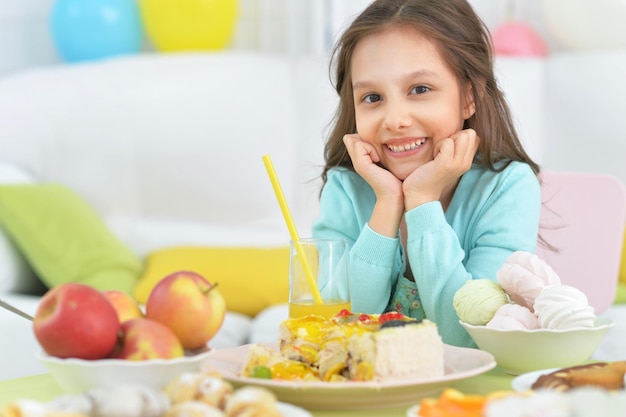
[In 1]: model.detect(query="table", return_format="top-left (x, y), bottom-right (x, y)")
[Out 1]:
top-left (0, 368), bottom-right (514, 417)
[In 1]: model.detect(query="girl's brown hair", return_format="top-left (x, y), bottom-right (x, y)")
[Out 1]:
top-left (321, 0), bottom-right (540, 185)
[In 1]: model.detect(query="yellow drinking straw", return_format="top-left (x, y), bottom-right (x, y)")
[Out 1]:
top-left (262, 154), bottom-right (324, 305)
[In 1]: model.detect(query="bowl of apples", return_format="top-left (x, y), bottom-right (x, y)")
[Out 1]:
top-left (34, 272), bottom-right (226, 393)
top-left (38, 348), bottom-right (214, 394)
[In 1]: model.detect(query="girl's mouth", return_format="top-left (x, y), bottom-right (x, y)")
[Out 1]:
top-left (386, 138), bottom-right (426, 153)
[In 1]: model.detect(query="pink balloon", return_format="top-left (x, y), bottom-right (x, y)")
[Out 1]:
top-left (492, 22), bottom-right (549, 57)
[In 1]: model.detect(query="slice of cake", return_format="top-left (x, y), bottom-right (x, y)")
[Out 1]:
top-left (242, 311), bottom-right (445, 382)
top-left (348, 320), bottom-right (444, 381)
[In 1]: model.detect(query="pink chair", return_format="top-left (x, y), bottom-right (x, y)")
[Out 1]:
top-left (537, 170), bottom-right (626, 314)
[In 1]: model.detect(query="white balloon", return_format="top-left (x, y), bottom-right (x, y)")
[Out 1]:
top-left (541, 0), bottom-right (626, 50)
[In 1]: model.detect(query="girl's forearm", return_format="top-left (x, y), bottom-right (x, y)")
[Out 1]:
top-left (368, 197), bottom-right (403, 238)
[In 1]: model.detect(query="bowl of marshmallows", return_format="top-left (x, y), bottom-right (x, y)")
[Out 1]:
top-left (455, 251), bottom-right (614, 375)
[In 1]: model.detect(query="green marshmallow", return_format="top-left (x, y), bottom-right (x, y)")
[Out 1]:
top-left (453, 279), bottom-right (508, 325)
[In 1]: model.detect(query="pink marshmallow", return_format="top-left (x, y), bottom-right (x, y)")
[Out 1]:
top-left (486, 303), bottom-right (539, 330)
top-left (497, 251), bottom-right (561, 311)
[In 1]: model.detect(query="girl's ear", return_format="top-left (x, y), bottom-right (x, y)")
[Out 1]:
top-left (462, 83), bottom-right (477, 120)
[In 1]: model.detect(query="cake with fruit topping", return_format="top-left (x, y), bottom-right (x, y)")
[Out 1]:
top-left (242, 310), bottom-right (444, 382)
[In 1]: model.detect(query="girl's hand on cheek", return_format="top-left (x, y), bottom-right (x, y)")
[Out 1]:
top-left (434, 128), bottom-right (479, 175)
top-left (403, 129), bottom-right (480, 209)
top-left (343, 134), bottom-right (403, 201)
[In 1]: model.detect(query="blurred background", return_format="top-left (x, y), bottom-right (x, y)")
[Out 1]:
top-left (1, 0), bottom-right (626, 185)
top-left (2, 0), bottom-right (626, 75)
top-left (0, 0), bottom-right (624, 383)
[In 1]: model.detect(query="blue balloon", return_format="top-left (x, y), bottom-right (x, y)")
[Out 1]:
top-left (50, 0), bottom-right (143, 62)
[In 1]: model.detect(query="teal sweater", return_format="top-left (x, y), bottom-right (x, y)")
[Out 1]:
top-left (312, 161), bottom-right (541, 347)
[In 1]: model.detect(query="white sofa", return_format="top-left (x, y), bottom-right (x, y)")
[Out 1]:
top-left (0, 50), bottom-right (625, 381)
top-left (0, 51), bottom-right (337, 380)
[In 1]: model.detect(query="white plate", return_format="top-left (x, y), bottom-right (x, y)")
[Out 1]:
top-left (277, 402), bottom-right (312, 417)
top-left (511, 368), bottom-right (559, 392)
top-left (206, 343), bottom-right (496, 410)
top-left (406, 404), bottom-right (421, 417)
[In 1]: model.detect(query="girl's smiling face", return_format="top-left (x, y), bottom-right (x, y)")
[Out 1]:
top-left (351, 24), bottom-right (476, 180)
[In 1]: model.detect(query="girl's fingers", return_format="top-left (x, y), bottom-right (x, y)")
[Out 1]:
top-left (343, 134), bottom-right (380, 163)
top-left (449, 129), bottom-right (480, 168)
top-left (430, 129), bottom-right (479, 177)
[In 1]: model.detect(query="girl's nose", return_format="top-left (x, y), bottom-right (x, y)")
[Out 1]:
top-left (382, 99), bottom-right (412, 131)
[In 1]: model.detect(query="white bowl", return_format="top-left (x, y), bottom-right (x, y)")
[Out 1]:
top-left (39, 349), bottom-right (214, 393)
top-left (460, 318), bottom-right (615, 375)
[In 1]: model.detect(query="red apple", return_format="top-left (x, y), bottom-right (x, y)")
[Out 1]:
top-left (110, 317), bottom-right (184, 360)
top-left (103, 290), bottom-right (144, 323)
top-left (33, 283), bottom-right (121, 359)
top-left (145, 271), bottom-right (226, 350)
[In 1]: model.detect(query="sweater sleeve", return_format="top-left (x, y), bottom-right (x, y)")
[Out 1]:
top-left (312, 169), bottom-right (400, 314)
top-left (405, 163), bottom-right (541, 346)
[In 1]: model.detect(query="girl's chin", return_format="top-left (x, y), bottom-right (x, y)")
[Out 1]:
top-left (385, 163), bottom-right (417, 181)
top-left (384, 158), bottom-right (431, 181)
top-left (388, 169), bottom-right (410, 182)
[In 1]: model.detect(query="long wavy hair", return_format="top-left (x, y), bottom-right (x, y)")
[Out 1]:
top-left (321, 0), bottom-right (540, 185)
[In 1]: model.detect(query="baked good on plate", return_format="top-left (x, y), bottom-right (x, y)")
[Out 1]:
top-left (0, 371), bottom-right (282, 417)
top-left (531, 361), bottom-right (626, 391)
top-left (242, 310), bottom-right (444, 382)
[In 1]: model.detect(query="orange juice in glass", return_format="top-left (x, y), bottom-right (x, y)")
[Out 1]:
top-left (288, 238), bottom-right (351, 319)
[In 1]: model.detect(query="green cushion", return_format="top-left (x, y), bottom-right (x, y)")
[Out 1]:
top-left (0, 184), bottom-right (142, 294)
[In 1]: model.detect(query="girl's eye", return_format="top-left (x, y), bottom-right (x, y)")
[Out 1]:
top-left (410, 85), bottom-right (430, 95)
top-left (363, 93), bottom-right (381, 103)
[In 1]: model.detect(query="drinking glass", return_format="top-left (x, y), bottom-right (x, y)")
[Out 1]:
top-left (288, 238), bottom-right (351, 318)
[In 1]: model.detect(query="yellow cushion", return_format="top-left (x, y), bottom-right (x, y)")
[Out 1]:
top-left (134, 246), bottom-right (289, 316)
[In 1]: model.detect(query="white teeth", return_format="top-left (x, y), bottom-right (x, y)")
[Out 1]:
top-left (387, 139), bottom-right (425, 153)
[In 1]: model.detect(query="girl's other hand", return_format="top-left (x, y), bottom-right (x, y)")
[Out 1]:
top-left (343, 134), bottom-right (403, 200)
top-left (403, 129), bottom-right (480, 210)
top-left (344, 133), bottom-right (404, 237)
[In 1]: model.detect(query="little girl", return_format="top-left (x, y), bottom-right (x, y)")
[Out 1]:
top-left (312, 0), bottom-right (542, 347)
